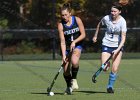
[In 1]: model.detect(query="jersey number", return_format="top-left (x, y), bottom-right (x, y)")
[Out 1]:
top-left (110, 33), bottom-right (114, 38)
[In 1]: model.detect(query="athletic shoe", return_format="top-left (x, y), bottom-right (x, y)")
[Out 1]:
top-left (64, 87), bottom-right (73, 95)
top-left (107, 87), bottom-right (114, 93)
top-left (71, 79), bottom-right (79, 90)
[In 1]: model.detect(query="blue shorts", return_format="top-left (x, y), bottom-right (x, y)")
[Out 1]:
top-left (66, 45), bottom-right (82, 55)
top-left (102, 45), bottom-right (123, 54)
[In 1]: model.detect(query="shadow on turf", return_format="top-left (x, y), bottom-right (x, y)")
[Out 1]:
top-left (31, 92), bottom-right (65, 95)
top-left (31, 91), bottom-right (107, 96)
top-left (74, 90), bottom-right (107, 94)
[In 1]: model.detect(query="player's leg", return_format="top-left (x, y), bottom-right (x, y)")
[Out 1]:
top-left (63, 51), bottom-right (73, 95)
top-left (63, 62), bottom-right (72, 87)
top-left (63, 63), bottom-right (73, 95)
top-left (101, 45), bottom-right (112, 66)
top-left (71, 46), bottom-right (82, 90)
top-left (107, 51), bottom-right (122, 93)
top-left (101, 52), bottom-right (111, 64)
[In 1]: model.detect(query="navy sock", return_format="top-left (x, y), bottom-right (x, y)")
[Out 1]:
top-left (71, 67), bottom-right (79, 79)
top-left (63, 74), bottom-right (72, 87)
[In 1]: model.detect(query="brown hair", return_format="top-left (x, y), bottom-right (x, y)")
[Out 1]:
top-left (60, 3), bottom-right (72, 12)
top-left (112, 2), bottom-right (122, 11)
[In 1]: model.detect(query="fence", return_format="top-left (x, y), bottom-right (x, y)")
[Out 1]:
top-left (0, 28), bottom-right (140, 61)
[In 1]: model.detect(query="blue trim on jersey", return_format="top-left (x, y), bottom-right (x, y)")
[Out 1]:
top-left (102, 45), bottom-right (123, 54)
top-left (66, 45), bottom-right (83, 55)
top-left (64, 16), bottom-right (75, 29)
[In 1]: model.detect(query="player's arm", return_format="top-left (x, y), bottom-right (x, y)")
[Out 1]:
top-left (57, 22), bottom-right (66, 61)
top-left (113, 20), bottom-right (127, 55)
top-left (92, 21), bottom-right (102, 43)
top-left (113, 31), bottom-right (126, 55)
top-left (75, 17), bottom-right (86, 43)
top-left (70, 17), bottom-right (86, 50)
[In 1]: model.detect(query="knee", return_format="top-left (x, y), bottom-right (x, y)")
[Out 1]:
top-left (63, 72), bottom-right (71, 76)
top-left (71, 58), bottom-right (79, 67)
top-left (72, 62), bottom-right (79, 68)
top-left (71, 60), bottom-right (79, 67)
top-left (112, 66), bottom-right (118, 73)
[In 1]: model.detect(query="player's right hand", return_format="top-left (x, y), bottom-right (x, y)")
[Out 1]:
top-left (62, 56), bottom-right (66, 63)
top-left (92, 36), bottom-right (97, 43)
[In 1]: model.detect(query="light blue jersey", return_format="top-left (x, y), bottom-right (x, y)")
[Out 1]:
top-left (101, 15), bottom-right (127, 47)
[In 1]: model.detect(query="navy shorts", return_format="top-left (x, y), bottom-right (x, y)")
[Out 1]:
top-left (66, 45), bottom-right (82, 55)
top-left (102, 45), bottom-right (123, 54)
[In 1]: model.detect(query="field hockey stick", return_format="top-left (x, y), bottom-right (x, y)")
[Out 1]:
top-left (92, 53), bottom-right (113, 83)
top-left (47, 50), bottom-right (73, 93)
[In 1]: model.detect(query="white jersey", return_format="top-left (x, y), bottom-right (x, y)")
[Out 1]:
top-left (101, 15), bottom-right (127, 47)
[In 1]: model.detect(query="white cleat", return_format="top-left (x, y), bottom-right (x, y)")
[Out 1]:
top-left (64, 87), bottom-right (73, 95)
top-left (71, 79), bottom-right (79, 90)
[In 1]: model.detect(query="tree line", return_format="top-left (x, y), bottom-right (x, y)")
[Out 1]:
top-left (0, 0), bottom-right (140, 29)
top-left (0, 0), bottom-right (140, 55)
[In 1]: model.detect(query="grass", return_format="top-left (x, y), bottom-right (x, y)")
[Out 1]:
top-left (0, 58), bottom-right (140, 100)
top-left (1, 52), bottom-right (140, 61)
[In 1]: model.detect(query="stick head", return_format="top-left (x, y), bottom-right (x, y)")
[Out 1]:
top-left (47, 87), bottom-right (50, 93)
top-left (92, 77), bottom-right (97, 83)
top-left (92, 79), bottom-right (97, 83)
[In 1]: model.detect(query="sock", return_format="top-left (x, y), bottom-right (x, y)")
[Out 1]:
top-left (71, 67), bottom-right (79, 79)
top-left (63, 74), bottom-right (72, 87)
top-left (107, 72), bottom-right (117, 89)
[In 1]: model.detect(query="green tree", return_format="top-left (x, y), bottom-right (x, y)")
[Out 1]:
top-left (0, 0), bottom-right (29, 28)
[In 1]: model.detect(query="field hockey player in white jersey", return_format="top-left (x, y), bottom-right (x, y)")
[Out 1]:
top-left (92, 2), bottom-right (127, 93)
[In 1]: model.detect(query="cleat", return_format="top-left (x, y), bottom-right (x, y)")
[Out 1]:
top-left (71, 79), bottom-right (79, 90)
top-left (64, 87), bottom-right (73, 95)
top-left (107, 87), bottom-right (114, 93)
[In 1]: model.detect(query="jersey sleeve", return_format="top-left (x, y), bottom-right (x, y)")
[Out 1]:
top-left (101, 17), bottom-right (105, 26)
top-left (121, 19), bottom-right (127, 33)
top-left (100, 15), bottom-right (108, 26)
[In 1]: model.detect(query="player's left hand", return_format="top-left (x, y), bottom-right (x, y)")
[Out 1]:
top-left (92, 36), bottom-right (97, 43)
top-left (112, 49), bottom-right (119, 55)
top-left (70, 41), bottom-right (75, 51)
